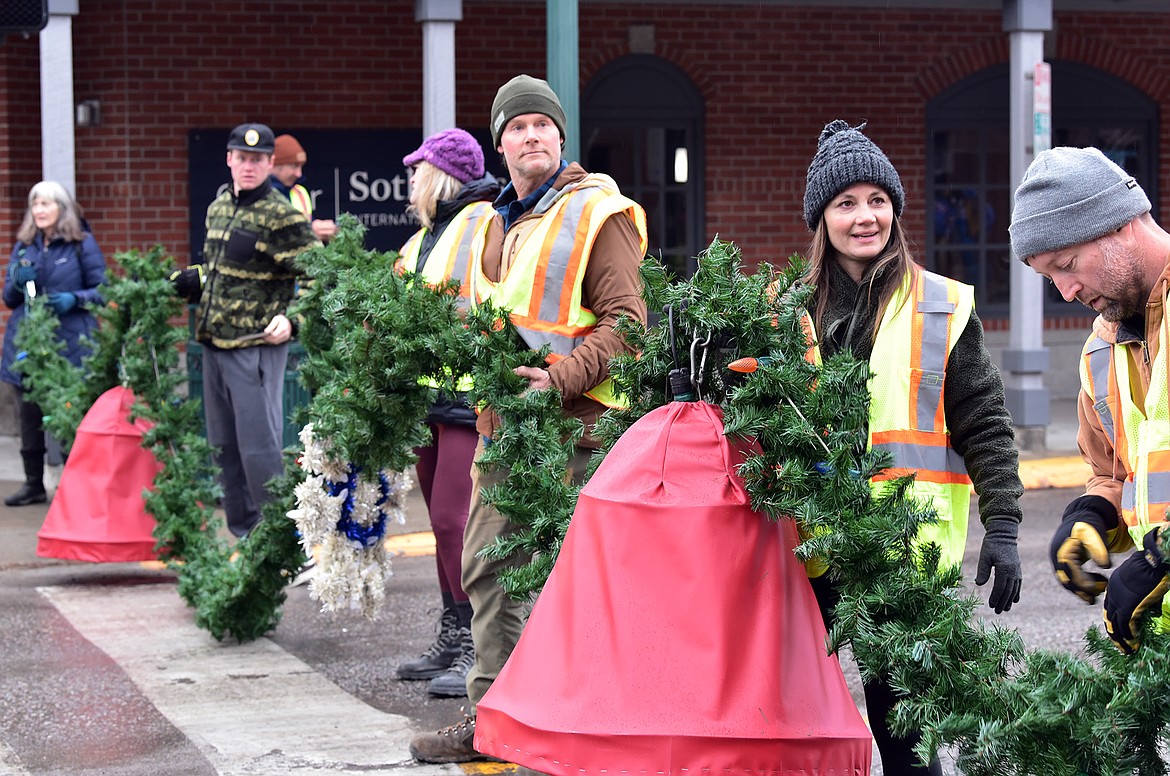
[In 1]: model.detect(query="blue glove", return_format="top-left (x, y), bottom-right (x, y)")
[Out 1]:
top-left (47, 291), bottom-right (77, 315)
top-left (11, 262), bottom-right (36, 286)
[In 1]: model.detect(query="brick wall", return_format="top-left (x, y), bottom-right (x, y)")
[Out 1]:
top-left (0, 1), bottom-right (1168, 324)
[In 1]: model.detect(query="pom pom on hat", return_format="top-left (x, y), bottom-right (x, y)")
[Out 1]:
top-left (403, 128), bottom-right (485, 184)
top-left (1009, 146), bottom-right (1151, 261)
top-left (802, 120), bottom-right (904, 230)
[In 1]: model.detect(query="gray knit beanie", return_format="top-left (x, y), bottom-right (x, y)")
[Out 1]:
top-left (803, 120), bottom-right (904, 229)
top-left (1009, 146), bottom-right (1151, 261)
top-left (490, 74), bottom-right (567, 148)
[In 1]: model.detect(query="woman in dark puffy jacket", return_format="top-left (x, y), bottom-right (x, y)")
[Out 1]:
top-left (1, 181), bottom-right (106, 506)
top-left (391, 129), bottom-right (500, 698)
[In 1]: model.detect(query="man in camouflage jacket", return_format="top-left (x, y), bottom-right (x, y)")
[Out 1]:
top-left (172, 122), bottom-right (320, 537)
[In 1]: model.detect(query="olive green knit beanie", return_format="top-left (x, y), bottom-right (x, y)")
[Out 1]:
top-left (490, 74), bottom-right (567, 148)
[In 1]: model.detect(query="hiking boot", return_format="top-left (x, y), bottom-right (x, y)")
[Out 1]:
top-left (397, 607), bottom-right (461, 680)
top-left (5, 481), bottom-right (46, 507)
top-left (409, 711), bottom-right (500, 764)
top-left (426, 627), bottom-right (474, 697)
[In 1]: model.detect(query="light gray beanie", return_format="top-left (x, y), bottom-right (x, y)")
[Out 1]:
top-left (1009, 146), bottom-right (1150, 261)
top-left (803, 120), bottom-right (904, 230)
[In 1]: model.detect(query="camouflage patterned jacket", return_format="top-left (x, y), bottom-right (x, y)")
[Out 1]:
top-left (194, 180), bottom-right (319, 349)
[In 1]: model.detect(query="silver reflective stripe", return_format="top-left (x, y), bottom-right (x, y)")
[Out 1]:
top-left (1149, 471), bottom-right (1170, 511)
top-left (448, 204), bottom-right (490, 288)
top-left (1122, 480), bottom-right (1135, 512)
top-left (873, 441), bottom-right (969, 476)
top-left (915, 274), bottom-right (954, 430)
top-left (1084, 337), bottom-right (1117, 443)
top-left (516, 328), bottom-right (583, 356)
top-left (539, 191), bottom-right (595, 324)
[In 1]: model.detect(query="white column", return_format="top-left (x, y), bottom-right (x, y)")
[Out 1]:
top-left (1004, 0), bottom-right (1052, 449)
top-left (415, 0), bottom-right (461, 137)
top-left (39, 0), bottom-right (79, 195)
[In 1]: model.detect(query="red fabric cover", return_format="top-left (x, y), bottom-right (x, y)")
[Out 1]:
top-left (476, 401), bottom-right (872, 776)
top-left (37, 386), bottom-right (164, 562)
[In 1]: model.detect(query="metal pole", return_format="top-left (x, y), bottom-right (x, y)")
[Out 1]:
top-left (1004, 0), bottom-right (1053, 450)
top-left (415, 0), bottom-right (462, 138)
top-left (40, 0), bottom-right (79, 195)
top-left (547, 0), bottom-right (580, 164)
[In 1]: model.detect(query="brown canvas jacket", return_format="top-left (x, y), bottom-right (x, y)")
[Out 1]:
top-left (475, 162), bottom-right (647, 447)
top-left (1077, 257), bottom-right (1170, 522)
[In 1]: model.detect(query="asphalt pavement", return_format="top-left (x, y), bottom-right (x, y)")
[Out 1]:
top-left (0, 396), bottom-right (1117, 775)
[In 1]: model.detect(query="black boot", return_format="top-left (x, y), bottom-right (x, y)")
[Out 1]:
top-left (426, 625), bottom-right (474, 697)
top-left (5, 480), bottom-right (46, 507)
top-left (397, 607), bottom-right (462, 680)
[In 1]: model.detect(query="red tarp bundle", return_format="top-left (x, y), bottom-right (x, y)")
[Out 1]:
top-left (37, 385), bottom-right (164, 562)
top-left (476, 401), bottom-right (872, 775)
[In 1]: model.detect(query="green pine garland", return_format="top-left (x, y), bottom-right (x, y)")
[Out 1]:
top-left (458, 300), bottom-right (584, 598)
top-left (19, 223), bottom-right (1170, 772)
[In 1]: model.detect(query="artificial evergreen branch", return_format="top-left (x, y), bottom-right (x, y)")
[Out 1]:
top-left (457, 301), bottom-right (584, 598)
top-left (10, 294), bottom-right (93, 450)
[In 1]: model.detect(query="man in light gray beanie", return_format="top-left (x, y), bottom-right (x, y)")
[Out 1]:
top-left (1010, 146), bottom-right (1150, 262)
top-left (1011, 145), bottom-right (1170, 657)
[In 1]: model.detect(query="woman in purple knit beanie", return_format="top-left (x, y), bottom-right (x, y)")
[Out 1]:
top-left (392, 128), bottom-right (501, 698)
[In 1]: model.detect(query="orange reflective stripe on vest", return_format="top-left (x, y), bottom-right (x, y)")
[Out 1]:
top-left (397, 201), bottom-right (495, 308)
top-left (871, 271), bottom-right (970, 486)
top-left (289, 184), bottom-right (313, 219)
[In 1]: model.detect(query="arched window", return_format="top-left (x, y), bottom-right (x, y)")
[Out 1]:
top-left (926, 61), bottom-right (1157, 316)
top-left (583, 55), bottom-right (705, 277)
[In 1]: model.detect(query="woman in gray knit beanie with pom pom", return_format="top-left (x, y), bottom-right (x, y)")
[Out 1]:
top-left (798, 120), bottom-right (1024, 775)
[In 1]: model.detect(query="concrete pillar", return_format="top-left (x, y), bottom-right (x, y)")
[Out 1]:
top-left (40, 0), bottom-right (79, 195)
top-left (415, 0), bottom-right (461, 137)
top-left (1004, 0), bottom-right (1052, 450)
top-left (547, 0), bottom-right (579, 164)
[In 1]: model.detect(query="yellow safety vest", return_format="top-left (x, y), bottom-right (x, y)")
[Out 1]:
top-left (397, 201), bottom-right (496, 394)
top-left (1081, 302), bottom-right (1170, 625)
top-left (397, 200), bottom-right (495, 310)
top-left (805, 270), bottom-right (974, 571)
top-left (1080, 316), bottom-right (1170, 546)
top-left (288, 184), bottom-right (312, 219)
top-left (469, 174), bottom-right (648, 409)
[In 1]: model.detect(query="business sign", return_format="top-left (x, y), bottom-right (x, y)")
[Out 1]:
top-left (1033, 62), bottom-right (1052, 155)
top-left (188, 128), bottom-right (502, 261)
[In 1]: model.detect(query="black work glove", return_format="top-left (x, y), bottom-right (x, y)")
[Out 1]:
top-left (1049, 494), bottom-right (1118, 604)
top-left (1102, 526), bottom-right (1170, 655)
top-left (168, 265), bottom-right (204, 302)
top-left (975, 516), bottom-right (1022, 614)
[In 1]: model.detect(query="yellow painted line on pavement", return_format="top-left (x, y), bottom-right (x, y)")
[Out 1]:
top-left (1018, 456), bottom-right (1091, 491)
top-left (460, 762), bottom-right (518, 774)
top-left (385, 530), bottom-right (437, 557)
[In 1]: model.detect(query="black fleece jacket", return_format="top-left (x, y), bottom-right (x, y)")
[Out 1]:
top-left (816, 260), bottom-right (1023, 525)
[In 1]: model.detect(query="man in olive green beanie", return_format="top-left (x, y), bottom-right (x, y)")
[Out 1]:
top-left (489, 74), bottom-right (567, 148)
top-left (409, 73), bottom-right (649, 766)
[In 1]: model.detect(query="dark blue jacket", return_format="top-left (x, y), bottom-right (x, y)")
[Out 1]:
top-left (1, 232), bottom-right (106, 386)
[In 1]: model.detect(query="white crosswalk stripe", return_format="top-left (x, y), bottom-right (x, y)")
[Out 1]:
top-left (38, 583), bottom-right (460, 776)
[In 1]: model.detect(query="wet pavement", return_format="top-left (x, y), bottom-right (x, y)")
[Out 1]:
top-left (0, 400), bottom-right (1119, 774)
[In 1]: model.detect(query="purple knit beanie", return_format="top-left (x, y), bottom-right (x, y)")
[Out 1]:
top-left (403, 128), bottom-right (485, 184)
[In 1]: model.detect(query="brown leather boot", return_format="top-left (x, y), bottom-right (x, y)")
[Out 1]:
top-left (408, 710), bottom-right (502, 764)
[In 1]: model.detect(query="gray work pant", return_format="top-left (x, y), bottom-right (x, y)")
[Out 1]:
top-left (461, 437), bottom-right (592, 711)
top-left (201, 343), bottom-right (287, 537)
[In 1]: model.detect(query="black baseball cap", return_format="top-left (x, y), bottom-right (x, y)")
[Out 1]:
top-left (226, 123), bottom-right (275, 154)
